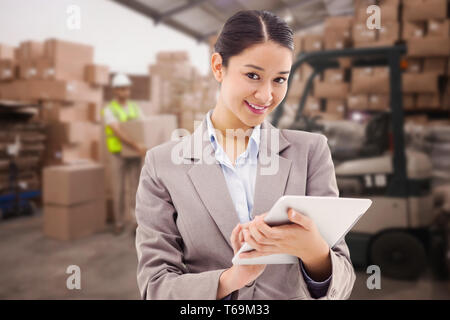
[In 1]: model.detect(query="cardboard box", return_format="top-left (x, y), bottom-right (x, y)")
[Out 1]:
top-left (43, 163), bottom-right (105, 206)
top-left (402, 21), bottom-right (426, 40)
top-left (118, 115), bottom-right (178, 158)
top-left (403, 94), bottom-right (416, 110)
top-left (314, 82), bottom-right (349, 99)
top-left (405, 58), bottom-right (423, 73)
top-left (293, 35), bottom-right (304, 55)
top-left (351, 67), bottom-right (389, 94)
top-left (403, 0), bottom-right (448, 21)
top-left (0, 59), bottom-right (16, 81)
top-left (326, 99), bottom-right (347, 116)
top-left (348, 94), bottom-right (369, 110)
top-left (378, 22), bottom-right (400, 42)
top-left (416, 93), bottom-right (441, 108)
top-left (287, 79), bottom-right (306, 99)
top-left (402, 72), bottom-right (440, 93)
top-left (43, 198), bottom-right (106, 241)
top-left (18, 60), bottom-right (38, 80)
top-left (44, 143), bottom-right (93, 166)
top-left (303, 96), bottom-right (321, 116)
top-left (352, 23), bottom-right (377, 43)
top-left (324, 69), bottom-right (345, 83)
top-left (303, 35), bottom-right (323, 52)
top-left (369, 94), bottom-right (389, 111)
top-left (0, 44), bottom-right (15, 60)
top-left (324, 33), bottom-right (350, 50)
top-left (379, 3), bottom-right (400, 22)
top-left (17, 41), bottom-right (44, 62)
top-left (407, 38), bottom-right (450, 57)
top-left (84, 64), bottom-right (109, 86)
top-left (324, 16), bottom-right (353, 34)
top-left (423, 58), bottom-right (448, 74)
top-left (43, 39), bottom-right (94, 81)
top-left (428, 19), bottom-right (450, 38)
top-left (42, 102), bottom-right (91, 122)
top-left (26, 79), bottom-right (102, 103)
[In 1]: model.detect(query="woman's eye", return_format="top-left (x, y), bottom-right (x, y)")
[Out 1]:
top-left (246, 73), bottom-right (260, 80)
top-left (274, 77), bottom-right (287, 84)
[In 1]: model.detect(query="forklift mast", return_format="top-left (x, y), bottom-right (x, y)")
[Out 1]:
top-left (271, 45), bottom-right (409, 198)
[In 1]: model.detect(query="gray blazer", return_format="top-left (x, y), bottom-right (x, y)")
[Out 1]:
top-left (135, 116), bottom-right (356, 300)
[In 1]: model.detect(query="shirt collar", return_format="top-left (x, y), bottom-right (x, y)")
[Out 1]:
top-left (206, 109), bottom-right (261, 162)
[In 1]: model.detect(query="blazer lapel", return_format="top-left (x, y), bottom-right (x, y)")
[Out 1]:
top-left (183, 117), bottom-right (292, 250)
top-left (251, 120), bottom-right (292, 218)
top-left (185, 119), bottom-right (240, 249)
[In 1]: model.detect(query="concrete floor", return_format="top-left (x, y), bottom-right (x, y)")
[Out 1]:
top-left (0, 212), bottom-right (449, 300)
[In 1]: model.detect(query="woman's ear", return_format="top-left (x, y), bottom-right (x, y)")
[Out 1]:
top-left (211, 52), bottom-right (225, 83)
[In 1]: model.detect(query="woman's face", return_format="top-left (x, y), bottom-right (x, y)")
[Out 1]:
top-left (216, 41), bottom-right (293, 128)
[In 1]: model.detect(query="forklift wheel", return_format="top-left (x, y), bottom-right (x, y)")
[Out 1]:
top-left (370, 231), bottom-right (427, 280)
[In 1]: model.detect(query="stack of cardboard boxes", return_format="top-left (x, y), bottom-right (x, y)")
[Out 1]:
top-left (149, 51), bottom-right (219, 132)
top-left (283, 0), bottom-right (449, 123)
top-left (0, 39), bottom-right (109, 165)
top-left (42, 163), bottom-right (106, 240)
top-left (0, 119), bottom-right (46, 196)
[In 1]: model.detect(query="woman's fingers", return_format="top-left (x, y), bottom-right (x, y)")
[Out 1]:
top-left (230, 223), bottom-right (242, 253)
top-left (243, 229), bottom-right (277, 253)
top-left (287, 208), bottom-right (312, 230)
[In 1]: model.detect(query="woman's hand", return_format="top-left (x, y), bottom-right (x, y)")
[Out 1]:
top-left (218, 223), bottom-right (267, 299)
top-left (238, 208), bottom-right (332, 281)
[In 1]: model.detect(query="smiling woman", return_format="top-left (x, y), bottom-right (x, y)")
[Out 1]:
top-left (135, 10), bottom-right (356, 301)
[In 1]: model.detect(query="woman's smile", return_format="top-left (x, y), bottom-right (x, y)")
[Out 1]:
top-left (244, 100), bottom-right (270, 115)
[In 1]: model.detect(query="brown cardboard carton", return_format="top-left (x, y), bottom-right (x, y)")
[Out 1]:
top-left (26, 79), bottom-right (102, 103)
top-left (405, 58), bottom-right (423, 73)
top-left (352, 23), bottom-right (377, 43)
top-left (324, 16), bottom-right (353, 34)
top-left (378, 22), bottom-right (400, 42)
top-left (17, 41), bottom-right (44, 62)
top-left (0, 44), bottom-right (15, 60)
top-left (43, 198), bottom-right (106, 241)
top-left (403, 0), bottom-right (448, 21)
top-left (326, 99), bottom-right (347, 116)
top-left (314, 82), bottom-right (349, 99)
top-left (369, 94), bottom-right (389, 110)
top-left (354, 39), bottom-right (396, 48)
top-left (303, 35), bottom-right (323, 52)
top-left (407, 38), bottom-right (450, 57)
top-left (44, 143), bottom-right (93, 166)
top-left (118, 115), bottom-right (178, 158)
top-left (348, 94), bottom-right (369, 110)
top-left (402, 72), bottom-right (440, 93)
top-left (43, 163), bottom-right (105, 206)
top-left (351, 67), bottom-right (389, 94)
top-left (402, 21), bottom-right (426, 40)
top-left (403, 94), bottom-right (417, 110)
top-left (324, 69), bottom-right (345, 83)
top-left (18, 60), bottom-right (38, 80)
top-left (423, 58), bottom-right (448, 74)
top-left (46, 121), bottom-right (91, 145)
top-left (43, 39), bottom-right (94, 81)
top-left (42, 102), bottom-right (91, 122)
top-left (84, 64), bottom-right (109, 86)
top-left (0, 59), bottom-right (16, 81)
top-left (303, 96), bottom-right (321, 116)
top-left (293, 35), bottom-right (304, 55)
top-left (428, 19), bottom-right (450, 38)
top-left (417, 93), bottom-right (441, 108)
top-left (324, 33), bottom-right (350, 50)
top-left (379, 3), bottom-right (400, 22)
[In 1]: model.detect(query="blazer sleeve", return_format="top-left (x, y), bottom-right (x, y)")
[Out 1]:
top-left (303, 134), bottom-right (356, 300)
top-left (135, 149), bottom-right (228, 300)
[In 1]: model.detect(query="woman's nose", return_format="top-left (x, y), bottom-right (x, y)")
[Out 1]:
top-left (254, 82), bottom-right (273, 105)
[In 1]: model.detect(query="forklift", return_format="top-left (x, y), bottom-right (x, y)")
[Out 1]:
top-left (271, 44), bottom-right (448, 280)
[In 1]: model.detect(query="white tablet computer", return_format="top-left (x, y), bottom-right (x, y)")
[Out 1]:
top-left (232, 195), bottom-right (372, 265)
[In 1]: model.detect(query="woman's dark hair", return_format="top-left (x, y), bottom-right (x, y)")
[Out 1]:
top-left (214, 10), bottom-right (294, 67)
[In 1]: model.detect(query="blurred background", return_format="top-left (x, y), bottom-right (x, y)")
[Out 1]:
top-left (0, 0), bottom-right (449, 299)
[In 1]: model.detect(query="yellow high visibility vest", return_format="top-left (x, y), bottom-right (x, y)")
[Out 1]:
top-left (102, 100), bottom-right (139, 153)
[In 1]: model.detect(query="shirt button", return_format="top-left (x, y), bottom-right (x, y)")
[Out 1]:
top-left (245, 280), bottom-right (255, 287)
top-left (329, 288), bottom-right (337, 299)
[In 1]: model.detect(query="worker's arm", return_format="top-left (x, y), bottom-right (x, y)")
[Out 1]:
top-left (109, 122), bottom-right (146, 156)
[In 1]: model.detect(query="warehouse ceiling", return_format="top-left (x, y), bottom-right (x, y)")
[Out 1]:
top-left (111, 0), bottom-right (354, 42)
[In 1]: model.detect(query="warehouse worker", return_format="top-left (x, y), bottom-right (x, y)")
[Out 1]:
top-left (103, 73), bottom-right (146, 235)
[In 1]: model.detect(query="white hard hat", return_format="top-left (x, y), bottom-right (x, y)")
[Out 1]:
top-left (111, 73), bottom-right (132, 88)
